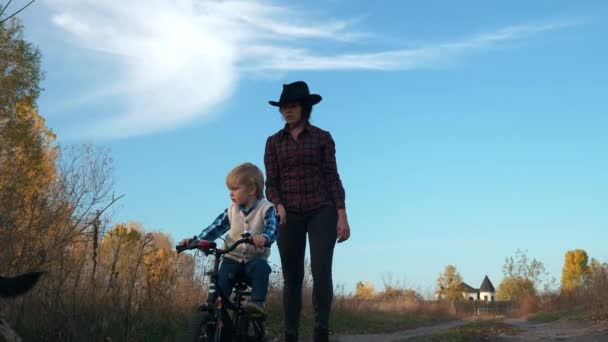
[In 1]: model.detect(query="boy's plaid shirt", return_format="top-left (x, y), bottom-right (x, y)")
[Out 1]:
top-left (264, 122), bottom-right (346, 214)
top-left (197, 200), bottom-right (277, 243)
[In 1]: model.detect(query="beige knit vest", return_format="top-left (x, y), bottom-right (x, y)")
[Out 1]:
top-left (224, 198), bottom-right (274, 263)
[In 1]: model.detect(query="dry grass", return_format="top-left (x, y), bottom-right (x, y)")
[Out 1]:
top-left (517, 294), bottom-right (540, 317)
top-left (334, 296), bottom-right (452, 317)
top-left (520, 263), bottom-right (608, 322)
top-left (263, 287), bottom-right (456, 338)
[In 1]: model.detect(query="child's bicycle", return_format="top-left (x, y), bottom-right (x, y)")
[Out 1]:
top-left (176, 233), bottom-right (268, 342)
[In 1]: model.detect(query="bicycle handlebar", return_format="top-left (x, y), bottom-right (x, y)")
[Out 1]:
top-left (175, 233), bottom-right (271, 254)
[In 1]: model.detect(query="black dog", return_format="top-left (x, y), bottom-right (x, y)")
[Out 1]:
top-left (0, 272), bottom-right (43, 298)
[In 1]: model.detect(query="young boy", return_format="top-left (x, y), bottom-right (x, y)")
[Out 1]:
top-left (180, 162), bottom-right (277, 316)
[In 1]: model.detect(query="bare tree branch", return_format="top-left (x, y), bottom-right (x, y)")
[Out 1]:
top-left (0, 0), bottom-right (36, 25)
top-left (0, 0), bottom-right (14, 18)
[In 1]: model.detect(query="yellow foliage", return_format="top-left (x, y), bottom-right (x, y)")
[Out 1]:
top-left (376, 287), bottom-right (423, 301)
top-left (496, 277), bottom-right (535, 301)
top-left (355, 281), bottom-right (375, 300)
top-left (144, 247), bottom-right (175, 285)
top-left (0, 19), bottom-right (207, 339)
top-left (561, 249), bottom-right (590, 293)
top-left (436, 264), bottom-right (463, 301)
top-left (1, 102), bottom-right (57, 202)
top-left (0, 101), bottom-right (58, 271)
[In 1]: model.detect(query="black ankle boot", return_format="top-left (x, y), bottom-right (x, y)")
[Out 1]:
top-left (285, 333), bottom-right (298, 342)
top-left (314, 328), bottom-right (329, 342)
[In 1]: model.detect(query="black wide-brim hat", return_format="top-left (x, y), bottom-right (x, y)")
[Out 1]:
top-left (269, 81), bottom-right (322, 107)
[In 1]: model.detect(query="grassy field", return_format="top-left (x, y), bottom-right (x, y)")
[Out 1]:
top-left (526, 305), bottom-right (593, 324)
top-left (262, 293), bottom-right (455, 338)
top-left (526, 311), bottom-right (562, 323)
top-left (115, 295), bottom-right (456, 341)
top-left (265, 309), bottom-right (450, 338)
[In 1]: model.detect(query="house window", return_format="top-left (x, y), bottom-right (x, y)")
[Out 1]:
top-left (484, 295), bottom-right (488, 302)
top-left (491, 295), bottom-right (494, 302)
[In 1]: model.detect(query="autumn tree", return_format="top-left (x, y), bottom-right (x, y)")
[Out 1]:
top-left (561, 249), bottom-right (591, 293)
top-left (1, 14), bottom-right (59, 274)
top-left (355, 281), bottom-right (375, 300)
top-left (1, 16), bottom-right (43, 117)
top-left (496, 249), bottom-right (547, 301)
top-left (0, 13), bottom-right (52, 183)
top-left (0, 14), bottom-right (205, 340)
top-left (436, 264), bottom-right (463, 301)
top-left (143, 231), bottom-right (185, 303)
top-left (377, 287), bottom-right (424, 301)
top-left (375, 272), bottom-right (423, 301)
top-left (496, 277), bottom-right (535, 301)
top-left (1, 9), bottom-right (122, 271)
top-left (589, 258), bottom-right (603, 276)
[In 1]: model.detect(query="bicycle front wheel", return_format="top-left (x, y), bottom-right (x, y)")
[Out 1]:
top-left (187, 311), bottom-right (216, 342)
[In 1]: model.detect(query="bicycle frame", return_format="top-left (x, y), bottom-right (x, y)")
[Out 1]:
top-left (177, 233), bottom-right (267, 342)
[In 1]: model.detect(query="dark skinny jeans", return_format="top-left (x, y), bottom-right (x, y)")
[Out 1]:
top-left (278, 205), bottom-right (337, 337)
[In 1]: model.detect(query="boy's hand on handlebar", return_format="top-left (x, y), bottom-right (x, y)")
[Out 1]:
top-left (179, 238), bottom-right (192, 247)
top-left (253, 235), bottom-right (268, 249)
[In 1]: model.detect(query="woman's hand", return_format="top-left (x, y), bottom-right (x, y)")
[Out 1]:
top-left (337, 209), bottom-right (350, 243)
top-left (276, 204), bottom-right (287, 226)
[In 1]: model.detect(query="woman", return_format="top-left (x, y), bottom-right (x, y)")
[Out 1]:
top-left (264, 81), bottom-right (350, 342)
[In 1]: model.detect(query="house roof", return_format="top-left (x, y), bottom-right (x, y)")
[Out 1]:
top-left (479, 275), bottom-right (495, 292)
top-left (459, 282), bottom-right (478, 293)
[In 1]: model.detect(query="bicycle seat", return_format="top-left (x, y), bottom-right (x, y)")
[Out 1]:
top-left (228, 272), bottom-right (251, 292)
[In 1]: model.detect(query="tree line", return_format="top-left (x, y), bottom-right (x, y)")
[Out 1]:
top-left (434, 248), bottom-right (605, 302)
top-left (1, 15), bottom-right (209, 340)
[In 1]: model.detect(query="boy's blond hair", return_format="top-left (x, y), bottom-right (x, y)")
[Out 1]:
top-left (226, 162), bottom-right (265, 197)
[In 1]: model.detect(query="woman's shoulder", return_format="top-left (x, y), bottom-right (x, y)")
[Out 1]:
top-left (267, 128), bottom-right (286, 142)
top-left (308, 124), bottom-right (333, 139)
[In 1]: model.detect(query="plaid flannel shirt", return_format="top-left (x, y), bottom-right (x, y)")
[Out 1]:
top-left (264, 122), bottom-right (345, 214)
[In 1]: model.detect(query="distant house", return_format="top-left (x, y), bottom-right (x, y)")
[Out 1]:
top-left (479, 275), bottom-right (496, 302)
top-left (435, 275), bottom-right (496, 302)
top-left (461, 275), bottom-right (495, 302)
top-left (436, 275), bottom-right (496, 302)
top-left (459, 282), bottom-right (479, 301)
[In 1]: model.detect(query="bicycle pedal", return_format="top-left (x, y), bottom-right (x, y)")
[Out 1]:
top-left (249, 313), bottom-right (267, 320)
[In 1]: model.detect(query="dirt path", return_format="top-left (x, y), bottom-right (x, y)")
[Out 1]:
top-left (332, 320), bottom-right (470, 342)
top-left (496, 318), bottom-right (608, 341)
top-left (319, 318), bottom-right (608, 342)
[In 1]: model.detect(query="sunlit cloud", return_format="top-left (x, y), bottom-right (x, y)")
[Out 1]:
top-left (45, 0), bottom-right (571, 139)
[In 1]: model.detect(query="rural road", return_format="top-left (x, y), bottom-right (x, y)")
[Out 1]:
top-left (295, 317), bottom-right (608, 341)
top-left (496, 318), bottom-right (608, 341)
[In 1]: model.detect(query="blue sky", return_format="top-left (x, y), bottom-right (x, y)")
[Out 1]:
top-left (13, 0), bottom-right (608, 294)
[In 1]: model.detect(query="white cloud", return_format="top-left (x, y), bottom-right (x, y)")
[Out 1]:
top-left (45, 0), bottom-right (570, 139)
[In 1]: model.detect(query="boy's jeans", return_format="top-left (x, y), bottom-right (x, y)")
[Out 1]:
top-left (217, 256), bottom-right (271, 302)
